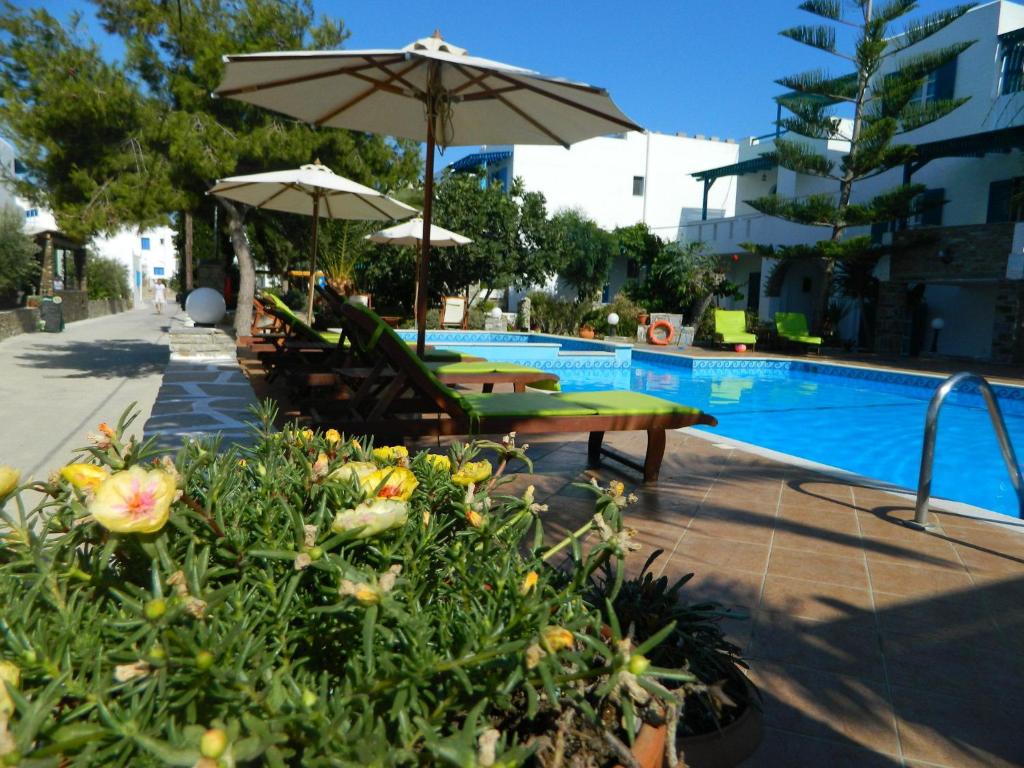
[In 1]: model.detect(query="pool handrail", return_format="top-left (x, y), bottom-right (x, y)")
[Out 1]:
top-left (909, 371), bottom-right (1024, 529)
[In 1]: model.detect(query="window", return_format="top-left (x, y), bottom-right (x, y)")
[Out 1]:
top-left (632, 176), bottom-right (645, 196)
top-left (24, 208), bottom-right (37, 218)
top-left (987, 177), bottom-right (1024, 223)
top-left (746, 272), bottom-right (761, 312)
top-left (1000, 30), bottom-right (1024, 95)
top-left (141, 237), bottom-right (151, 250)
top-left (153, 267), bottom-right (165, 276)
top-left (159, 238), bottom-right (165, 246)
top-left (910, 57), bottom-right (957, 106)
top-left (911, 188), bottom-right (945, 228)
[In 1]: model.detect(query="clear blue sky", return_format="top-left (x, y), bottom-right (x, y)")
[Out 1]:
top-left (40, 0), bottom-right (970, 167)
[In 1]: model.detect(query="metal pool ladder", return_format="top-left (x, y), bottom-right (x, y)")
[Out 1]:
top-left (908, 371), bottom-right (1024, 530)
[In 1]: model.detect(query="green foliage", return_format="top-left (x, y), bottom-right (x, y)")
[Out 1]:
top-left (0, 5), bottom-right (179, 239)
top-left (85, 254), bottom-right (131, 300)
top-left (355, 245), bottom-right (417, 316)
top-left (548, 209), bottom-right (615, 303)
top-left (0, 205), bottom-right (38, 295)
top-left (583, 292), bottom-right (642, 338)
top-left (0, 406), bottom-right (747, 765)
top-left (526, 292), bottom-right (589, 335)
top-left (431, 171), bottom-right (559, 303)
top-left (628, 241), bottom-right (740, 326)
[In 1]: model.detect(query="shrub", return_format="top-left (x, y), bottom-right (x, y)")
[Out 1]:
top-left (86, 254), bottom-right (131, 300)
top-left (0, 205), bottom-right (38, 297)
top-left (0, 405), bottom-right (748, 766)
top-left (527, 291), bottom-right (588, 336)
top-left (584, 292), bottom-right (641, 339)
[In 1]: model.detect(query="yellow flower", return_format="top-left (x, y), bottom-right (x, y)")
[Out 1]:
top-left (88, 466), bottom-right (177, 534)
top-left (60, 463), bottom-right (109, 492)
top-left (325, 429), bottom-right (341, 444)
top-left (424, 454), bottom-right (451, 472)
top-left (328, 461), bottom-right (378, 485)
top-left (520, 571), bottom-right (538, 595)
top-left (0, 660), bottom-right (20, 717)
top-left (340, 580), bottom-right (381, 606)
top-left (541, 626), bottom-right (574, 652)
top-left (237, 458), bottom-right (247, 467)
top-left (98, 422), bottom-right (117, 438)
top-left (372, 445), bottom-right (409, 463)
top-left (452, 460), bottom-right (492, 486)
top-left (361, 467), bottom-right (418, 501)
top-left (466, 508), bottom-right (485, 528)
top-left (0, 465), bottom-right (20, 499)
top-left (300, 428), bottom-right (314, 441)
top-left (609, 480), bottom-right (625, 498)
top-left (331, 499), bottom-right (409, 539)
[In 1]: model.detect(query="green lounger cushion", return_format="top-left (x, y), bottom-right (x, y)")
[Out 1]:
top-left (262, 292), bottom-right (341, 345)
top-left (460, 392), bottom-right (605, 418)
top-left (555, 390), bottom-right (705, 417)
top-left (775, 312), bottom-right (822, 345)
top-left (431, 361), bottom-right (562, 391)
top-left (461, 390), bottom-right (703, 419)
top-left (421, 348), bottom-right (471, 362)
top-left (714, 309), bottom-right (757, 345)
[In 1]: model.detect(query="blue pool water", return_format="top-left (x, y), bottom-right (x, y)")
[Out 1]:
top-left (398, 332), bottom-right (1022, 516)
top-left (556, 354), bottom-right (1024, 519)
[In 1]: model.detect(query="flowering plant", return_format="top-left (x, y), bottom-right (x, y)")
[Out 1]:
top-left (0, 404), bottom-right (748, 766)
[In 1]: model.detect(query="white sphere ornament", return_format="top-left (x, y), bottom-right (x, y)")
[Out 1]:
top-left (490, 306), bottom-right (503, 319)
top-left (607, 312), bottom-right (620, 326)
top-left (185, 288), bottom-right (227, 325)
top-left (931, 317), bottom-right (945, 331)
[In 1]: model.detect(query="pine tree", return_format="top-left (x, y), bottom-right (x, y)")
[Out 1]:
top-left (745, 0), bottom-right (976, 334)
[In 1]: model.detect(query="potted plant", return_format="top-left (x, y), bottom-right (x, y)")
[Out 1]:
top-left (637, 308), bottom-right (649, 326)
top-left (579, 323), bottom-right (596, 339)
top-left (0, 405), bottom-right (755, 766)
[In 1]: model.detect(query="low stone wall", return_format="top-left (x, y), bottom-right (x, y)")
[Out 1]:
top-left (0, 296), bottom-right (132, 343)
top-left (0, 307), bottom-right (40, 342)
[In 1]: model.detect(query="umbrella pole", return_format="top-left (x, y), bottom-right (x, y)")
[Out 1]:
top-left (416, 127), bottom-right (436, 358)
top-left (306, 194), bottom-right (321, 324)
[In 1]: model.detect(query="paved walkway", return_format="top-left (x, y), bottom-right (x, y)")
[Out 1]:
top-left (0, 306), bottom-right (170, 480)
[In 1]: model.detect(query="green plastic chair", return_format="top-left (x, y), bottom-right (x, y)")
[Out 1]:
top-left (713, 309), bottom-right (757, 348)
top-left (775, 312), bottom-right (822, 349)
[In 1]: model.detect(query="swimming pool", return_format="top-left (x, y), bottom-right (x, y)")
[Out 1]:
top-left (554, 352), bottom-right (1024, 519)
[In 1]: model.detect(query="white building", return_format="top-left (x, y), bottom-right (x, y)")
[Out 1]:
top-left (682, 0), bottom-right (1024, 362)
top-left (91, 225), bottom-right (178, 298)
top-left (448, 131), bottom-right (741, 304)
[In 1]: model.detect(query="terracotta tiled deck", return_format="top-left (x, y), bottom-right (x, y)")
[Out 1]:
top-left (242, 353), bottom-right (1024, 767)
top-left (498, 430), bottom-right (1024, 768)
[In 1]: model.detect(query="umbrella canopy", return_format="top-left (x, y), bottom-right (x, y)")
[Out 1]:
top-left (209, 161), bottom-right (415, 321)
top-left (216, 32), bottom-right (642, 354)
top-left (366, 218), bottom-right (471, 248)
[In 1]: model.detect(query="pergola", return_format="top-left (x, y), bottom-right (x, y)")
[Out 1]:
top-left (25, 225), bottom-right (86, 296)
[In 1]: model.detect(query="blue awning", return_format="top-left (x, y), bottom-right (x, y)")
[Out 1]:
top-left (449, 150), bottom-right (512, 173)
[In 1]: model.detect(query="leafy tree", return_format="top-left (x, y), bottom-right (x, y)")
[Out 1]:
top-left (431, 171), bottom-right (558, 303)
top-left (629, 241), bottom-right (740, 328)
top-left (86, 253), bottom-right (131, 300)
top-left (548, 209), bottom-right (615, 303)
top-left (0, 205), bottom-right (38, 297)
top-left (613, 222), bottom-right (661, 284)
top-left (745, 0), bottom-right (975, 331)
top-left (0, 6), bottom-right (178, 240)
top-left (93, 0), bottom-right (423, 335)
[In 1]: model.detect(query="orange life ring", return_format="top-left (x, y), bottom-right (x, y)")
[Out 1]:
top-left (647, 320), bottom-right (675, 346)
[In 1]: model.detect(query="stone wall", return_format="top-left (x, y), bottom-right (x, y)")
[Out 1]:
top-left (0, 296), bottom-right (132, 344)
top-left (890, 222), bottom-right (1014, 282)
top-left (0, 308), bottom-right (40, 342)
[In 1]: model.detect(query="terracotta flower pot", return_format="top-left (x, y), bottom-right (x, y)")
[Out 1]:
top-left (618, 681), bottom-right (762, 768)
top-left (579, 326), bottom-right (595, 339)
top-left (637, 312), bottom-right (649, 326)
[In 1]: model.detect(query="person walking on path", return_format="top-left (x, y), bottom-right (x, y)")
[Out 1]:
top-left (153, 280), bottom-right (166, 314)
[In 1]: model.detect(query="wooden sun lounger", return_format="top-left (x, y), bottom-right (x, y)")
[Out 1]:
top-left (310, 299), bottom-right (717, 482)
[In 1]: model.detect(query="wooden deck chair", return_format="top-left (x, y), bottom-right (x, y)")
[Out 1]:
top-left (440, 296), bottom-right (468, 329)
top-left (311, 298), bottom-right (717, 482)
top-left (314, 284), bottom-right (559, 394)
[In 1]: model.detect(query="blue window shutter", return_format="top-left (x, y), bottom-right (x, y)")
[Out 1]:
top-left (141, 237), bottom-right (151, 250)
top-left (933, 57), bottom-right (957, 101)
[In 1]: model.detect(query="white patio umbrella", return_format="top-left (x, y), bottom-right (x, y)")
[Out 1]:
top-left (208, 161), bottom-right (416, 322)
top-left (215, 31), bottom-right (642, 355)
top-left (366, 218), bottom-right (472, 248)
